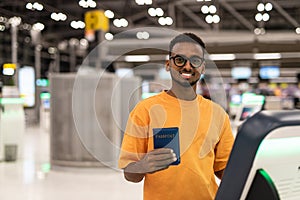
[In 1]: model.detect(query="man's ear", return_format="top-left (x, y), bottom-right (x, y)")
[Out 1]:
top-left (201, 61), bottom-right (206, 74)
top-left (165, 60), bottom-right (170, 71)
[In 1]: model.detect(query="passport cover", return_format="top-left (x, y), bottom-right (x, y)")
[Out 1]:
top-left (153, 127), bottom-right (180, 165)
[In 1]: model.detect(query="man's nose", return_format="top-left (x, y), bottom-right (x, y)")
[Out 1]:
top-left (183, 60), bottom-right (193, 71)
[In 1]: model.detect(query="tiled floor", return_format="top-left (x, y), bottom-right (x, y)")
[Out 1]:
top-left (0, 125), bottom-right (143, 200)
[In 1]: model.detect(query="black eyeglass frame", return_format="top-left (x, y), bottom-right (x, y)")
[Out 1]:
top-left (169, 54), bottom-right (205, 68)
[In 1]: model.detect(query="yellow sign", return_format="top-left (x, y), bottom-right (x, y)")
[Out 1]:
top-left (85, 10), bottom-right (109, 31)
top-left (3, 63), bottom-right (16, 69)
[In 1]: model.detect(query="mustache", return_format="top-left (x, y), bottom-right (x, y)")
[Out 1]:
top-left (180, 70), bottom-right (195, 75)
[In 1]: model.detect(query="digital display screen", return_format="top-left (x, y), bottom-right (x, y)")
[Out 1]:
top-left (231, 67), bottom-right (252, 79)
top-left (231, 94), bottom-right (242, 105)
top-left (40, 92), bottom-right (51, 109)
top-left (36, 78), bottom-right (49, 87)
top-left (259, 66), bottom-right (280, 79)
top-left (18, 66), bottom-right (35, 107)
top-left (239, 107), bottom-right (254, 121)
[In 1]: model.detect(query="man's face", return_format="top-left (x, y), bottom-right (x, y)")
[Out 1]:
top-left (166, 42), bottom-right (205, 88)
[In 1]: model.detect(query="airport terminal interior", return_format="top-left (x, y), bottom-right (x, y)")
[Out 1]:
top-left (1, 0), bottom-right (300, 199)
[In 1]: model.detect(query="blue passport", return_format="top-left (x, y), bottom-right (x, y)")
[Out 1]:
top-left (153, 127), bottom-right (180, 165)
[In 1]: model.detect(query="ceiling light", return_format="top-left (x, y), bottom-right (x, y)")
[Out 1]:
top-left (265, 3), bottom-right (273, 11)
top-left (48, 47), bottom-right (57, 54)
top-left (113, 19), bottom-right (121, 27)
top-left (143, 32), bottom-right (150, 39)
top-left (69, 38), bottom-right (79, 46)
top-left (209, 54), bottom-right (236, 61)
top-left (32, 22), bottom-right (45, 31)
top-left (148, 7), bottom-right (164, 17)
top-left (262, 13), bottom-right (270, 21)
top-left (201, 5), bottom-right (209, 14)
top-left (51, 13), bottom-right (67, 21)
top-left (51, 13), bottom-right (59, 21)
top-left (59, 13), bottom-right (67, 21)
top-left (136, 32), bottom-right (143, 39)
top-left (254, 53), bottom-right (281, 60)
top-left (254, 28), bottom-right (261, 35)
top-left (113, 18), bottom-right (128, 28)
top-left (79, 0), bottom-right (88, 8)
top-left (70, 21), bottom-right (85, 29)
top-left (79, 0), bottom-right (96, 8)
top-left (205, 15), bottom-right (213, 24)
top-left (209, 5), bottom-right (217, 14)
top-left (158, 17), bottom-right (173, 26)
top-left (120, 18), bottom-right (128, 27)
top-left (135, 0), bottom-right (144, 5)
top-left (33, 2), bottom-right (43, 11)
top-left (26, 3), bottom-right (33, 10)
top-left (255, 13), bottom-right (263, 22)
top-left (144, 0), bottom-right (152, 5)
top-left (0, 17), bottom-right (8, 23)
top-left (87, 0), bottom-right (97, 8)
top-left (296, 27), bottom-right (300, 34)
top-left (135, 0), bottom-right (152, 5)
top-left (105, 33), bottom-right (114, 40)
top-left (254, 28), bottom-right (266, 35)
top-left (9, 16), bottom-right (22, 26)
top-left (79, 38), bottom-right (89, 47)
top-left (213, 15), bottom-right (220, 23)
top-left (165, 17), bottom-right (173, 25)
top-left (156, 8), bottom-right (164, 17)
top-left (20, 23), bottom-right (31, 30)
top-left (148, 8), bottom-right (156, 17)
top-left (158, 17), bottom-right (165, 25)
top-left (0, 25), bottom-right (5, 31)
top-left (104, 10), bottom-right (114, 18)
top-left (58, 40), bottom-right (68, 51)
top-left (257, 3), bottom-right (264, 12)
top-left (125, 55), bottom-right (150, 62)
top-left (136, 31), bottom-right (150, 39)
top-left (26, 2), bottom-right (43, 11)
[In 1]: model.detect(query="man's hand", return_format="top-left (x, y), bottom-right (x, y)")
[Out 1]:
top-left (123, 148), bottom-right (177, 182)
top-left (139, 148), bottom-right (177, 173)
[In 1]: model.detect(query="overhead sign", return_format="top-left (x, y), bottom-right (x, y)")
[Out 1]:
top-left (85, 10), bottom-right (109, 31)
top-left (2, 63), bottom-right (16, 75)
top-left (3, 63), bottom-right (16, 69)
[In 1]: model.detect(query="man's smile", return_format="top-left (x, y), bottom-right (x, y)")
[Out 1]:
top-left (180, 73), bottom-right (193, 79)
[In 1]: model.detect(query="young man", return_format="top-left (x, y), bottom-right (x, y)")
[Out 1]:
top-left (118, 33), bottom-right (234, 200)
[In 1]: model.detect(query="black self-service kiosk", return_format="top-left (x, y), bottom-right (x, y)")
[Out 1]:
top-left (216, 110), bottom-right (300, 200)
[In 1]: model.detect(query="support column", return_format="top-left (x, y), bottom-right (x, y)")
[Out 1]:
top-left (96, 30), bottom-right (105, 69)
top-left (11, 25), bottom-right (18, 86)
top-left (69, 38), bottom-right (78, 72)
top-left (34, 44), bottom-right (42, 124)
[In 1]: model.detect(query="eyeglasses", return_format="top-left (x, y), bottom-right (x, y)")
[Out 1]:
top-left (170, 54), bottom-right (204, 68)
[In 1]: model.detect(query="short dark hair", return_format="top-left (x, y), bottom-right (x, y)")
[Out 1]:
top-left (169, 33), bottom-right (206, 56)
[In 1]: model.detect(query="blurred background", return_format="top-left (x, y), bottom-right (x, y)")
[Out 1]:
top-left (0, 1), bottom-right (300, 200)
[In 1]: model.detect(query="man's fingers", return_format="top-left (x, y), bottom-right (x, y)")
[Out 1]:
top-left (140, 148), bottom-right (178, 173)
top-left (148, 152), bottom-right (177, 162)
top-left (150, 148), bottom-right (173, 155)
